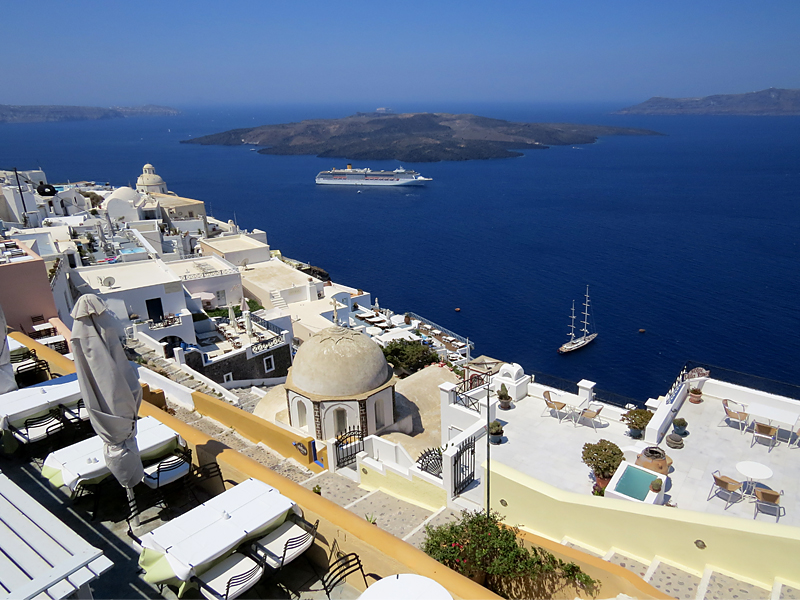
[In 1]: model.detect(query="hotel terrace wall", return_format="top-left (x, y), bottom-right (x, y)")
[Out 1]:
top-left (1, 239), bottom-right (62, 335)
top-left (489, 461), bottom-right (800, 590)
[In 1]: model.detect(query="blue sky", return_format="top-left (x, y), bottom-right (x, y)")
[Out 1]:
top-left (5, 1), bottom-right (799, 107)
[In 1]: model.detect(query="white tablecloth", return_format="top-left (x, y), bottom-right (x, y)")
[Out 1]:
top-left (746, 402), bottom-right (799, 428)
top-left (140, 478), bottom-right (293, 581)
top-left (6, 336), bottom-right (26, 354)
top-left (0, 373), bottom-right (81, 429)
top-left (42, 416), bottom-right (183, 491)
top-left (359, 574), bottom-right (452, 600)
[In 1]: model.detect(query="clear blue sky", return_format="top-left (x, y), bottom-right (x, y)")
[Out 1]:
top-left (5, 1), bottom-right (799, 107)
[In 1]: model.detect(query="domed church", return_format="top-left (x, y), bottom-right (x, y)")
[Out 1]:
top-left (136, 163), bottom-right (168, 194)
top-left (284, 326), bottom-right (397, 440)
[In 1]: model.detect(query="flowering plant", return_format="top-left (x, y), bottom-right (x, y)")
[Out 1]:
top-left (422, 510), bottom-right (594, 592)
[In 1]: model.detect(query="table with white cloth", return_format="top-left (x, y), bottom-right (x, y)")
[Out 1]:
top-left (358, 574), bottom-right (453, 600)
top-left (138, 478), bottom-right (295, 589)
top-left (0, 372), bottom-right (81, 430)
top-left (41, 415), bottom-right (183, 491)
top-left (0, 469), bottom-right (114, 600)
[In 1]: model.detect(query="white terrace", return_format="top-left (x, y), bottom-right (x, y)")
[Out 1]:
top-left (444, 367), bottom-right (800, 527)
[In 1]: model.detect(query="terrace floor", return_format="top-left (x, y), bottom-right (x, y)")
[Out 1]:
top-left (491, 388), bottom-right (800, 527)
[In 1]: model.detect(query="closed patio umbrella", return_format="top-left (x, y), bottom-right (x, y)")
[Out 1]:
top-left (228, 304), bottom-right (237, 330)
top-left (240, 294), bottom-right (248, 313)
top-left (70, 295), bottom-right (143, 491)
top-left (0, 303), bottom-right (18, 394)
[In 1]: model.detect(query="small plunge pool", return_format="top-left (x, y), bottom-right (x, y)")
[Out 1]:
top-left (605, 462), bottom-right (664, 504)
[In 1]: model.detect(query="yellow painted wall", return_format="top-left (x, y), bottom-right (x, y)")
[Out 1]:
top-left (9, 331), bottom-right (75, 376)
top-left (489, 461), bottom-right (800, 588)
top-left (191, 390), bottom-right (325, 472)
top-left (138, 401), bottom-right (500, 600)
top-left (359, 463), bottom-right (447, 512)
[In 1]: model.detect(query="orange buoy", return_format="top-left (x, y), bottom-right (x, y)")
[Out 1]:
top-left (455, 307), bottom-right (461, 312)
top-left (639, 329), bottom-right (646, 333)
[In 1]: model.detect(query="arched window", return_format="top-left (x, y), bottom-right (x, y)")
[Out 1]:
top-left (297, 401), bottom-right (307, 431)
top-left (375, 397), bottom-right (385, 430)
top-left (334, 408), bottom-right (347, 436)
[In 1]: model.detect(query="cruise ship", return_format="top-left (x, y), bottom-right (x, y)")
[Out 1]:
top-left (315, 165), bottom-right (432, 186)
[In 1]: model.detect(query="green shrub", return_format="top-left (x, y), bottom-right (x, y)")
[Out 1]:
top-left (382, 339), bottom-right (438, 374)
top-left (489, 420), bottom-right (504, 435)
top-left (621, 408), bottom-right (653, 430)
top-left (581, 439), bottom-right (623, 479)
top-left (422, 510), bottom-right (595, 593)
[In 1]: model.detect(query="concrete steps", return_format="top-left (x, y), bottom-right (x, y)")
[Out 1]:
top-left (559, 540), bottom-right (778, 600)
top-left (269, 290), bottom-right (288, 310)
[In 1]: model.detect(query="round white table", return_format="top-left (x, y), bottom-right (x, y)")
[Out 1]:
top-left (358, 574), bottom-right (452, 600)
top-left (736, 461), bottom-right (773, 497)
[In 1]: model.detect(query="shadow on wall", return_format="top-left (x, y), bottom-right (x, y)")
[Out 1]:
top-left (389, 392), bottom-right (422, 436)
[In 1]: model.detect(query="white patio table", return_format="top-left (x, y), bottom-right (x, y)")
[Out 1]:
top-left (0, 469), bottom-right (113, 600)
top-left (0, 373), bottom-right (81, 430)
top-left (41, 416), bottom-right (183, 491)
top-left (736, 461), bottom-right (774, 498)
top-left (358, 573), bottom-right (452, 600)
top-left (745, 402), bottom-right (799, 429)
top-left (139, 478), bottom-right (295, 586)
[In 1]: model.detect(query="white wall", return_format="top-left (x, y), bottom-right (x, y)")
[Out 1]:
top-left (366, 388), bottom-right (394, 434)
top-left (321, 400), bottom-right (360, 440)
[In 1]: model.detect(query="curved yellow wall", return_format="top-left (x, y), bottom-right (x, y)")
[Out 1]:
top-left (489, 461), bottom-right (800, 589)
top-left (139, 401), bottom-right (499, 600)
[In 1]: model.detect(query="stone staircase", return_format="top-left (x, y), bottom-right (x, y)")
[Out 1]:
top-left (560, 538), bottom-right (797, 600)
top-left (269, 290), bottom-right (288, 310)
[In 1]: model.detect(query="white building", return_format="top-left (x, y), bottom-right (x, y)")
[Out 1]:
top-left (164, 255), bottom-right (243, 310)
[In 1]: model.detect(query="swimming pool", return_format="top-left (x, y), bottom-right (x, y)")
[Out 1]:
top-left (605, 462), bottom-right (665, 504)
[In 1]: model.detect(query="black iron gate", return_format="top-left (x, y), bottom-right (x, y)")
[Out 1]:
top-left (335, 426), bottom-right (363, 468)
top-left (452, 435), bottom-right (475, 496)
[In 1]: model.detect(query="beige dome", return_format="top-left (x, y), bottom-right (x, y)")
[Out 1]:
top-left (103, 186), bottom-right (141, 207)
top-left (290, 326), bottom-right (390, 397)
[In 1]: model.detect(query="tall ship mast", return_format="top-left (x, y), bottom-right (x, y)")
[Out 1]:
top-left (558, 285), bottom-right (597, 354)
top-left (316, 165), bottom-right (432, 186)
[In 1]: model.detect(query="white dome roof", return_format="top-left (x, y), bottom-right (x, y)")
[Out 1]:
top-left (291, 326), bottom-right (391, 397)
top-left (105, 186), bottom-right (141, 205)
top-left (143, 163), bottom-right (154, 170)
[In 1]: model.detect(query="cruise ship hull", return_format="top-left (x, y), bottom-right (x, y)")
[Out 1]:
top-left (316, 178), bottom-right (427, 186)
top-left (315, 165), bottom-right (431, 186)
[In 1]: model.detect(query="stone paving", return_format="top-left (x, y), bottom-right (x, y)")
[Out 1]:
top-left (648, 562), bottom-right (701, 600)
top-left (781, 583), bottom-right (800, 599)
top-left (403, 508), bottom-right (462, 549)
top-left (607, 552), bottom-right (648, 579)
top-left (346, 490), bottom-right (434, 539)
top-left (704, 571), bottom-right (770, 600)
top-left (300, 471), bottom-right (370, 507)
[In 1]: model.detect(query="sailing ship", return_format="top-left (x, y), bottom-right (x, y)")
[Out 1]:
top-left (558, 285), bottom-right (597, 354)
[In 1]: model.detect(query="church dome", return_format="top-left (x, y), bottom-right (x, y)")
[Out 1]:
top-left (103, 186), bottom-right (141, 207)
top-left (290, 326), bottom-right (391, 397)
top-left (137, 163), bottom-right (166, 191)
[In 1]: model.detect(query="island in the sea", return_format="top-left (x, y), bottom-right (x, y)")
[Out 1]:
top-left (180, 112), bottom-right (661, 162)
top-left (0, 104), bottom-right (180, 124)
top-left (615, 88), bottom-right (800, 115)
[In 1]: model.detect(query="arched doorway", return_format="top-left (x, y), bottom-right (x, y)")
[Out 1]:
top-left (334, 408), bottom-right (347, 436)
top-left (297, 401), bottom-right (308, 431)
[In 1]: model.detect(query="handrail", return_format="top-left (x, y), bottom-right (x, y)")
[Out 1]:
top-left (405, 312), bottom-right (473, 348)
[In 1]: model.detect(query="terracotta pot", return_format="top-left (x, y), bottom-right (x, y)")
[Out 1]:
top-left (595, 475), bottom-right (612, 489)
top-left (499, 399), bottom-right (512, 410)
top-left (688, 392), bottom-right (702, 404)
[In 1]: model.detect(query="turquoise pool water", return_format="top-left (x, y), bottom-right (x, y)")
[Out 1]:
top-left (615, 465), bottom-right (658, 501)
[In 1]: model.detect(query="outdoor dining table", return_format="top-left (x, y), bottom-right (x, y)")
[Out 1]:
top-left (736, 460), bottom-right (774, 498)
top-left (41, 415), bottom-right (184, 492)
top-left (0, 372), bottom-right (81, 430)
top-left (745, 402), bottom-right (799, 429)
top-left (0, 468), bottom-right (113, 600)
top-left (138, 478), bottom-right (296, 590)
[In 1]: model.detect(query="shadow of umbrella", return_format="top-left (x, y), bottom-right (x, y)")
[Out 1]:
top-left (71, 295), bottom-right (144, 519)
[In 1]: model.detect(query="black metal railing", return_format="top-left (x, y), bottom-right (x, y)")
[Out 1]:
top-left (251, 313), bottom-right (285, 336)
top-left (452, 436), bottom-right (475, 497)
top-left (592, 387), bottom-right (644, 409)
top-left (453, 391), bottom-right (481, 412)
top-left (334, 426), bottom-right (364, 469)
top-left (529, 371), bottom-right (580, 395)
top-left (148, 315), bottom-right (181, 329)
top-left (416, 448), bottom-right (443, 479)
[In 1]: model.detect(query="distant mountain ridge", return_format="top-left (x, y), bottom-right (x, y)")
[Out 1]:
top-left (0, 104), bottom-right (180, 123)
top-left (615, 88), bottom-right (800, 115)
top-left (181, 112), bottom-right (661, 162)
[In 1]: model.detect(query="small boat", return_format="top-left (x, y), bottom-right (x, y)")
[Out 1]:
top-left (558, 285), bottom-right (597, 354)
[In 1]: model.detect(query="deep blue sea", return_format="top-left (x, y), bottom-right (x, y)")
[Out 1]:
top-left (2, 103), bottom-right (798, 402)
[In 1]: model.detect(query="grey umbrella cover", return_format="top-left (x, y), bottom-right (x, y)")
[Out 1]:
top-left (0, 302), bottom-right (19, 394)
top-left (71, 295), bottom-right (144, 488)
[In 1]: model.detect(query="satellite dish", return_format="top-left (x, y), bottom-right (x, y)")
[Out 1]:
top-left (102, 276), bottom-right (115, 287)
top-left (241, 258), bottom-right (249, 270)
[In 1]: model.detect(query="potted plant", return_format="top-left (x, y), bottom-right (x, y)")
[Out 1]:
top-left (489, 420), bottom-right (504, 445)
top-left (673, 417), bottom-right (688, 436)
top-left (581, 439), bottom-right (623, 489)
top-left (650, 478), bottom-right (663, 493)
top-left (621, 408), bottom-right (653, 439)
top-left (688, 387), bottom-right (703, 404)
top-left (497, 384), bottom-right (512, 410)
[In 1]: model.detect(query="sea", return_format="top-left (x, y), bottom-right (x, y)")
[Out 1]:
top-left (1, 103), bottom-right (799, 403)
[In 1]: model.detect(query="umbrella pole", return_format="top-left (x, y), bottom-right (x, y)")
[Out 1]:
top-left (127, 488), bottom-right (140, 526)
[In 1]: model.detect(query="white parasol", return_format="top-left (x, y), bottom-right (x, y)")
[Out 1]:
top-left (70, 295), bottom-right (143, 492)
top-left (228, 304), bottom-right (237, 329)
top-left (0, 302), bottom-right (19, 394)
